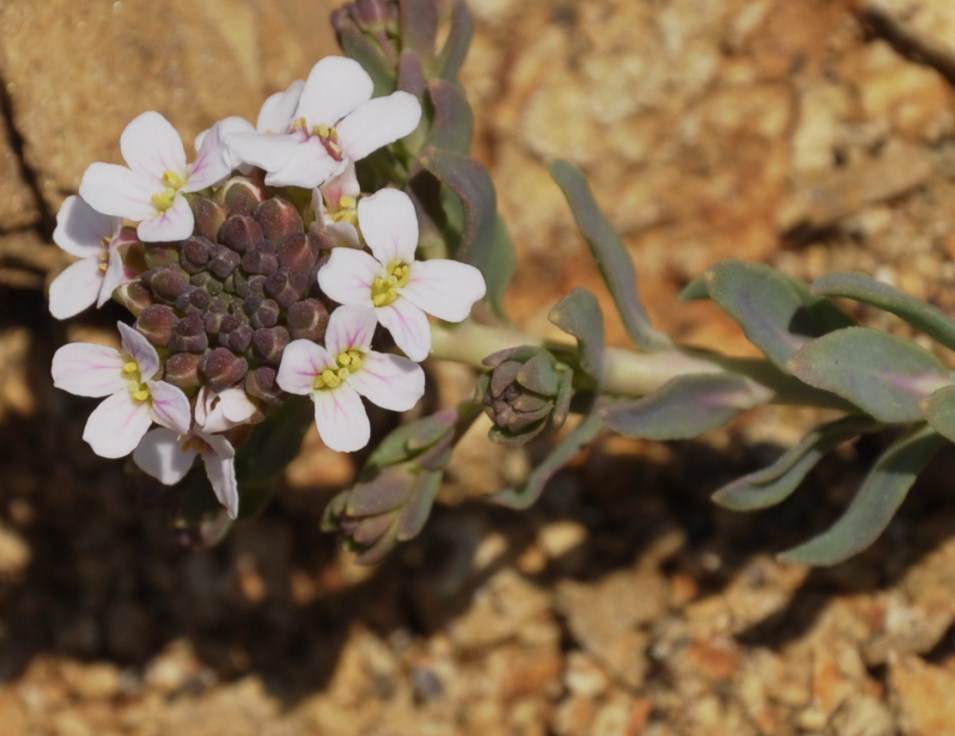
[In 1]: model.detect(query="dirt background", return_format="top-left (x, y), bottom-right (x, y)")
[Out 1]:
top-left (3, 0), bottom-right (955, 733)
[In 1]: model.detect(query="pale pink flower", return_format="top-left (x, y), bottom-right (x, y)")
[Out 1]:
top-left (48, 195), bottom-right (125, 319)
top-left (51, 322), bottom-right (191, 459)
top-left (194, 386), bottom-right (260, 433)
top-left (318, 188), bottom-right (486, 361)
top-left (227, 56), bottom-right (421, 188)
top-left (311, 163), bottom-right (361, 247)
top-left (79, 111), bottom-right (233, 243)
top-left (276, 305), bottom-right (425, 453)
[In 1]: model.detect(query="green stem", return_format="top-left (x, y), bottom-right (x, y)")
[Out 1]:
top-left (430, 319), bottom-right (851, 411)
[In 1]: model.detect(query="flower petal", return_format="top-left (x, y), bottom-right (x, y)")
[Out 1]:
top-left (133, 427), bottom-right (196, 485)
top-left (186, 120), bottom-right (235, 191)
top-left (401, 259), bottom-right (486, 322)
top-left (148, 380), bottom-right (192, 434)
top-left (276, 339), bottom-right (331, 395)
top-left (52, 342), bottom-right (124, 397)
top-left (317, 248), bottom-right (379, 307)
top-left (312, 383), bottom-right (370, 453)
top-left (296, 56), bottom-right (373, 127)
top-left (226, 132), bottom-right (300, 172)
top-left (120, 111), bottom-right (187, 180)
top-left (257, 79), bottom-right (304, 133)
top-left (201, 434), bottom-right (239, 519)
top-left (357, 188), bottom-right (419, 264)
top-left (195, 386), bottom-right (258, 433)
top-left (319, 163), bottom-right (360, 209)
top-left (97, 247), bottom-right (126, 308)
top-left (338, 91), bottom-right (422, 162)
top-left (83, 392), bottom-right (153, 458)
top-left (377, 300), bottom-right (432, 361)
top-left (53, 195), bottom-right (120, 257)
top-left (79, 163), bottom-right (159, 222)
top-left (49, 258), bottom-right (102, 320)
top-left (347, 351), bottom-right (424, 412)
top-left (263, 141), bottom-right (338, 188)
top-left (325, 304), bottom-right (378, 356)
top-left (117, 322), bottom-right (160, 379)
top-left (136, 194), bottom-right (194, 243)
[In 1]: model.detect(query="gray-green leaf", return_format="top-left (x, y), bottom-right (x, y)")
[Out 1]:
top-left (548, 287), bottom-right (606, 390)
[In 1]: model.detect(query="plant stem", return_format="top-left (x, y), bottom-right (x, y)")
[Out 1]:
top-left (430, 319), bottom-right (851, 411)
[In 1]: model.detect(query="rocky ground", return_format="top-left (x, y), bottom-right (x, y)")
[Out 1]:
top-left (4, 0), bottom-right (955, 733)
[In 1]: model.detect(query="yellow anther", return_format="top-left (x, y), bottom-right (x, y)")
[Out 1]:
top-left (161, 170), bottom-right (186, 189)
top-left (313, 351), bottom-right (364, 391)
top-left (369, 260), bottom-right (411, 308)
top-left (339, 196), bottom-right (356, 209)
top-left (133, 387), bottom-right (150, 402)
top-left (123, 361), bottom-right (139, 375)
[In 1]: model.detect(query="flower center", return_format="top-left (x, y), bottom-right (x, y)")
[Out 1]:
top-left (123, 360), bottom-right (152, 403)
top-left (180, 434), bottom-right (210, 454)
top-left (150, 170), bottom-right (187, 213)
top-left (295, 118), bottom-right (344, 161)
top-left (328, 194), bottom-right (358, 226)
top-left (371, 261), bottom-right (411, 307)
top-left (97, 237), bottom-right (110, 273)
top-left (313, 349), bottom-right (364, 390)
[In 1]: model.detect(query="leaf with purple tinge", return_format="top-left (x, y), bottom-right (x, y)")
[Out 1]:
top-left (548, 287), bottom-right (606, 391)
top-left (399, 0), bottom-right (439, 57)
top-left (778, 425), bottom-right (944, 566)
top-left (548, 159), bottom-right (670, 352)
top-left (425, 78), bottom-right (474, 154)
top-left (436, 0), bottom-right (473, 80)
top-left (789, 327), bottom-right (951, 423)
top-left (604, 373), bottom-right (772, 440)
top-left (712, 416), bottom-right (877, 511)
top-left (813, 271), bottom-right (955, 352)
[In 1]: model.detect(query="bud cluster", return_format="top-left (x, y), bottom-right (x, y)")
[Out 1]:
top-left (120, 177), bottom-right (331, 405)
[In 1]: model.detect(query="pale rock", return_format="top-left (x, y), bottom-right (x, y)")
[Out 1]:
top-left (889, 653), bottom-right (955, 735)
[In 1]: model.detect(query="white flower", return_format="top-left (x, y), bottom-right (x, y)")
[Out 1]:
top-left (276, 305), bottom-right (425, 453)
top-left (312, 163), bottom-right (361, 247)
top-left (51, 322), bottom-right (191, 459)
top-left (317, 188), bottom-right (486, 361)
top-left (227, 56), bottom-right (421, 189)
top-left (194, 386), bottom-right (260, 433)
top-left (133, 427), bottom-right (240, 519)
top-left (48, 195), bottom-right (125, 319)
top-left (79, 111), bottom-right (233, 243)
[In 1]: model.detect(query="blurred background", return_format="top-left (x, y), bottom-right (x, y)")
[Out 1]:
top-left (3, 0), bottom-right (955, 733)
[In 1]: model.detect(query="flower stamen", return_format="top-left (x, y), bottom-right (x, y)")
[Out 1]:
top-left (150, 170), bottom-right (188, 213)
top-left (313, 349), bottom-right (364, 390)
top-left (370, 261), bottom-right (410, 307)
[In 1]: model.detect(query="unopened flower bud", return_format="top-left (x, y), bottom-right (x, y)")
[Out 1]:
top-left (203, 298), bottom-right (228, 335)
top-left (135, 304), bottom-right (178, 347)
top-left (481, 346), bottom-right (573, 445)
top-left (165, 352), bottom-right (202, 390)
top-left (218, 215), bottom-right (263, 254)
top-left (208, 246), bottom-right (241, 279)
top-left (277, 232), bottom-right (321, 273)
top-left (287, 298), bottom-right (329, 341)
top-left (245, 366), bottom-right (283, 404)
top-left (191, 196), bottom-right (227, 242)
top-left (113, 280), bottom-right (153, 315)
top-left (245, 297), bottom-right (280, 329)
top-left (199, 347), bottom-right (249, 392)
top-left (233, 271), bottom-right (267, 299)
top-left (264, 267), bottom-right (310, 307)
top-left (143, 242), bottom-right (181, 269)
top-left (142, 265), bottom-right (189, 303)
top-left (168, 314), bottom-right (209, 353)
top-left (218, 176), bottom-right (264, 217)
top-left (254, 197), bottom-right (303, 245)
top-left (181, 236), bottom-right (218, 274)
top-left (190, 271), bottom-right (223, 296)
top-left (219, 316), bottom-right (253, 353)
top-left (251, 326), bottom-right (290, 365)
top-left (241, 243), bottom-right (280, 275)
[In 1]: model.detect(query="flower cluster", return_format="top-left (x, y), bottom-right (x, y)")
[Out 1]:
top-left (50, 55), bottom-right (486, 521)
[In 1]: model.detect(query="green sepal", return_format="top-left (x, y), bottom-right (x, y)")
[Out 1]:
top-left (788, 327), bottom-right (951, 423)
top-left (778, 424), bottom-right (944, 566)
top-left (701, 260), bottom-right (854, 369)
top-left (492, 411), bottom-right (605, 510)
top-left (548, 287), bottom-right (607, 391)
top-left (548, 159), bottom-right (670, 351)
top-left (603, 373), bottom-right (770, 440)
top-left (813, 271), bottom-right (955, 352)
top-left (712, 416), bottom-right (878, 511)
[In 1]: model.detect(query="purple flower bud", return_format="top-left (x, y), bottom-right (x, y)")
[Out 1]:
top-left (264, 267), bottom-right (310, 307)
top-left (191, 196), bottom-right (227, 242)
top-left (113, 280), bottom-right (153, 315)
top-left (241, 243), bottom-right (280, 276)
top-left (218, 176), bottom-right (265, 217)
top-left (168, 314), bottom-right (209, 353)
top-left (219, 317), bottom-right (253, 354)
top-left (251, 326), bottom-right (290, 365)
top-left (209, 246), bottom-right (241, 279)
top-left (199, 347), bottom-right (249, 393)
top-left (142, 242), bottom-right (181, 269)
top-left (174, 286), bottom-right (210, 316)
top-left (233, 271), bottom-right (267, 299)
top-left (254, 197), bottom-right (303, 246)
top-left (181, 236), bottom-right (218, 274)
top-left (142, 265), bottom-right (189, 303)
top-left (245, 366), bottom-right (283, 404)
top-left (287, 298), bottom-right (330, 341)
top-left (135, 304), bottom-right (178, 347)
top-left (165, 352), bottom-right (202, 391)
top-left (245, 297), bottom-right (280, 329)
top-left (190, 271), bottom-right (224, 296)
top-left (277, 232), bottom-right (321, 273)
top-left (218, 215), bottom-right (263, 254)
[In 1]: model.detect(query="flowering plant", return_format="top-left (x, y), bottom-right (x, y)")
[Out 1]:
top-left (47, 0), bottom-right (955, 566)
